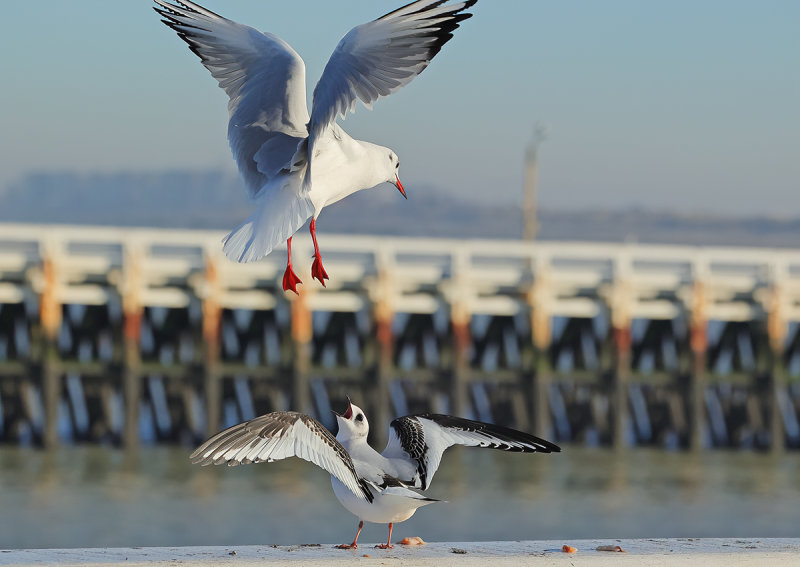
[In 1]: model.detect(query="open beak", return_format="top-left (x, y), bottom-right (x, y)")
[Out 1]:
top-left (395, 175), bottom-right (407, 199)
top-left (332, 396), bottom-right (353, 420)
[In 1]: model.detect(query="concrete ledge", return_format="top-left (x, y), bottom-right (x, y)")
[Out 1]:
top-left (2, 539), bottom-right (799, 567)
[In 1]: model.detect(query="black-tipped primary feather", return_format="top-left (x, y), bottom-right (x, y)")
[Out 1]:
top-left (306, 0), bottom-right (478, 189)
top-left (384, 414), bottom-right (560, 490)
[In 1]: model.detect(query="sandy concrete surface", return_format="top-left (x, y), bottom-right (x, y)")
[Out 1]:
top-left (2, 539), bottom-right (799, 567)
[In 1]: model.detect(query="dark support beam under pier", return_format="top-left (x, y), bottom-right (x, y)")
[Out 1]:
top-left (612, 326), bottom-right (631, 451)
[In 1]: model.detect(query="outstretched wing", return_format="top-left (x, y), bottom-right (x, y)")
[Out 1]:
top-left (304, 0), bottom-right (477, 186)
top-left (154, 1), bottom-right (310, 197)
top-left (191, 411), bottom-right (373, 502)
top-left (382, 414), bottom-right (560, 490)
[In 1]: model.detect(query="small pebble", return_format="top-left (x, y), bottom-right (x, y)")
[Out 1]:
top-left (451, 548), bottom-right (468, 554)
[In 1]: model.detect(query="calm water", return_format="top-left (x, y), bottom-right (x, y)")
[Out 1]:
top-left (1, 446), bottom-right (798, 549)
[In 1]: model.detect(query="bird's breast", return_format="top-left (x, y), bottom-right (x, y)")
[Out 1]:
top-left (307, 136), bottom-right (388, 211)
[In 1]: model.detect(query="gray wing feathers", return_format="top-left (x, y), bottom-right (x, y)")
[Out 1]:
top-left (190, 412), bottom-right (372, 501)
top-left (304, 0), bottom-right (476, 188)
top-left (309, 0), bottom-right (477, 140)
top-left (154, 0), bottom-right (310, 196)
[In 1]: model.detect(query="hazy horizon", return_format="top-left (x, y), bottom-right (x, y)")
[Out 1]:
top-left (4, 166), bottom-right (800, 222)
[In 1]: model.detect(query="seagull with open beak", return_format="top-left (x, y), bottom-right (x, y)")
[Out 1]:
top-left (191, 397), bottom-right (560, 548)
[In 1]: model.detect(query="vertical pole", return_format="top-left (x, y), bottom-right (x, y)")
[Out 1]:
top-left (523, 124), bottom-right (547, 242)
top-left (122, 243), bottom-right (143, 450)
top-left (766, 268), bottom-right (787, 455)
top-left (371, 250), bottom-right (395, 447)
top-left (688, 275), bottom-right (708, 453)
top-left (610, 254), bottom-right (632, 451)
top-left (528, 256), bottom-right (552, 438)
top-left (291, 290), bottom-right (312, 415)
top-left (374, 307), bottom-right (393, 447)
top-left (203, 251), bottom-right (223, 437)
top-left (123, 309), bottom-right (142, 449)
top-left (612, 325), bottom-right (631, 450)
top-left (39, 246), bottom-right (62, 450)
top-left (449, 250), bottom-right (471, 417)
top-left (523, 145), bottom-right (539, 241)
top-left (451, 315), bottom-right (471, 418)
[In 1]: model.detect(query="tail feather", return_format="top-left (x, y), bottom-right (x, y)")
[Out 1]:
top-left (222, 181), bottom-right (314, 263)
top-left (379, 485), bottom-right (442, 504)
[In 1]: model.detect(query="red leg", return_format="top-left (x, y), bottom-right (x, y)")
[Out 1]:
top-left (375, 523), bottom-right (394, 549)
top-left (336, 521), bottom-right (363, 550)
top-left (310, 218), bottom-right (329, 286)
top-left (282, 237), bottom-right (302, 294)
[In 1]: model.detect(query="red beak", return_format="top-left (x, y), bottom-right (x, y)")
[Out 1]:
top-left (333, 397), bottom-right (353, 420)
top-left (395, 175), bottom-right (407, 199)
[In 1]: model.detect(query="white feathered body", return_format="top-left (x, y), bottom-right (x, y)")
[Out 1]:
top-left (307, 127), bottom-right (394, 213)
top-left (222, 126), bottom-right (394, 262)
top-left (331, 435), bottom-right (437, 524)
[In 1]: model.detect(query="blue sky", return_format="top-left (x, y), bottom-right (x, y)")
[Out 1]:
top-left (1, 1), bottom-right (798, 216)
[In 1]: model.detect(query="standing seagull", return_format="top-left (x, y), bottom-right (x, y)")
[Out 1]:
top-left (154, 0), bottom-right (478, 293)
top-left (191, 399), bottom-right (560, 549)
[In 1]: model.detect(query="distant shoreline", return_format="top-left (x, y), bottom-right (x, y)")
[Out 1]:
top-left (3, 170), bottom-right (800, 249)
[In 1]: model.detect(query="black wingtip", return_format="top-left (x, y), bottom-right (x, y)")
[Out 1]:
top-left (422, 413), bottom-right (561, 453)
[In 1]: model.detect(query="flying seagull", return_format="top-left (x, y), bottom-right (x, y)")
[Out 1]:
top-left (190, 399), bottom-right (560, 549)
top-left (154, 0), bottom-right (478, 293)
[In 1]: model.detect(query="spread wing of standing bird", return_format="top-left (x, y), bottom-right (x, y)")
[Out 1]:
top-left (154, 0), bottom-right (477, 292)
top-left (191, 399), bottom-right (560, 549)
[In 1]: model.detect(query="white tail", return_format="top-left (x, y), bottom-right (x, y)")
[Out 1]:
top-left (222, 181), bottom-right (314, 263)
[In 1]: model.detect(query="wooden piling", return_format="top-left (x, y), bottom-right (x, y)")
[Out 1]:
top-left (612, 326), bottom-right (631, 450)
top-left (202, 251), bottom-right (223, 437)
top-left (610, 260), bottom-right (632, 450)
top-left (766, 271), bottom-right (787, 455)
top-left (122, 244), bottom-right (144, 449)
top-left (39, 248), bottom-right (62, 449)
top-left (291, 289), bottom-right (312, 415)
top-left (688, 277), bottom-right (708, 452)
top-left (450, 251), bottom-right (472, 418)
top-left (528, 257), bottom-right (552, 439)
top-left (123, 310), bottom-right (142, 449)
top-left (370, 256), bottom-right (395, 446)
top-left (451, 316), bottom-right (471, 418)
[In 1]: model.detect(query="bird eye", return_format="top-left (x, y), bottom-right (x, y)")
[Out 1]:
top-left (356, 414), bottom-right (364, 422)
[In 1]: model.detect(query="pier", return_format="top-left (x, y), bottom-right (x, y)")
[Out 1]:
top-left (0, 222), bottom-right (799, 450)
top-left (2, 539), bottom-right (799, 567)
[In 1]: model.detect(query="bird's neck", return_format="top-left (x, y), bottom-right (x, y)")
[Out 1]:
top-left (337, 433), bottom-right (370, 454)
top-left (353, 141), bottom-right (392, 188)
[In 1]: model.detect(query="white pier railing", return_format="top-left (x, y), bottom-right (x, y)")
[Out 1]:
top-left (1, 222), bottom-right (799, 451)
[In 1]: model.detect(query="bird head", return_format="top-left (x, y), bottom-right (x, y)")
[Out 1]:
top-left (387, 151), bottom-right (406, 199)
top-left (333, 397), bottom-right (370, 442)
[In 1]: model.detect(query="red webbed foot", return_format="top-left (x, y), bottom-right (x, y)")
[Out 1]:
top-left (282, 265), bottom-right (302, 294)
top-left (311, 255), bottom-right (329, 286)
top-left (335, 543), bottom-right (358, 550)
